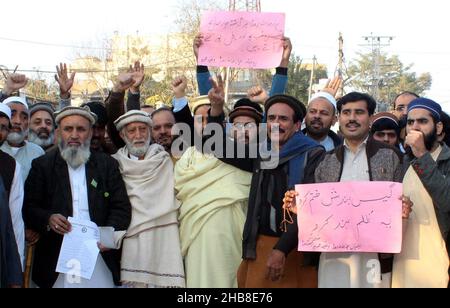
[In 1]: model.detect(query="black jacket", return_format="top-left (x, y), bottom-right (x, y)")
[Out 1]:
top-left (206, 112), bottom-right (326, 261)
top-left (0, 177), bottom-right (22, 288)
top-left (23, 148), bottom-right (132, 288)
top-left (302, 129), bottom-right (343, 150)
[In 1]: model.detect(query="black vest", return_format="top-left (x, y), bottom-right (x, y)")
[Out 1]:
top-left (0, 150), bottom-right (16, 198)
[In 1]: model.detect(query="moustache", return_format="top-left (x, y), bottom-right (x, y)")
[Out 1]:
top-left (37, 128), bottom-right (51, 135)
top-left (346, 121), bottom-right (361, 128)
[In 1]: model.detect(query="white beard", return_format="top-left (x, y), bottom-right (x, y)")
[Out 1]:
top-left (59, 139), bottom-right (91, 169)
top-left (28, 130), bottom-right (54, 148)
top-left (124, 136), bottom-right (151, 158)
top-left (7, 131), bottom-right (27, 145)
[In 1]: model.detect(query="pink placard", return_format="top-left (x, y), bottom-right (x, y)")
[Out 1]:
top-left (198, 11), bottom-right (285, 69)
top-left (295, 182), bottom-right (403, 253)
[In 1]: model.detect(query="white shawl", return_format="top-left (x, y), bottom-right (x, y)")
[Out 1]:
top-left (113, 144), bottom-right (185, 287)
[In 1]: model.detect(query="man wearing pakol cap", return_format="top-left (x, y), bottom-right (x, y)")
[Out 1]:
top-left (0, 103), bottom-right (25, 272)
top-left (112, 110), bottom-right (185, 288)
top-left (23, 106), bottom-right (131, 288)
top-left (28, 102), bottom-right (56, 151)
top-left (175, 96), bottom-right (263, 288)
top-left (370, 112), bottom-right (401, 148)
top-left (1, 97), bottom-right (45, 182)
top-left (392, 98), bottom-right (450, 288)
top-left (304, 91), bottom-right (342, 151)
top-left (206, 80), bottom-right (325, 287)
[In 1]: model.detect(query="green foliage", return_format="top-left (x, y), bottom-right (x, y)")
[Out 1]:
top-left (348, 52), bottom-right (432, 104)
top-left (285, 54), bottom-right (328, 104)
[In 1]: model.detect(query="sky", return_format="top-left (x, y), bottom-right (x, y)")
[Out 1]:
top-left (1, 0), bottom-right (449, 112)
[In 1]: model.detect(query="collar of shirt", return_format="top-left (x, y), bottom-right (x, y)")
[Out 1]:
top-left (343, 135), bottom-right (369, 154)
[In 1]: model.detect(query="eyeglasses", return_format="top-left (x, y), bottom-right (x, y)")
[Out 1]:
top-left (232, 122), bottom-right (257, 130)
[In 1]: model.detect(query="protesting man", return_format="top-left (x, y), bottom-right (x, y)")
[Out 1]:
top-left (392, 98), bottom-right (450, 288)
top-left (23, 106), bottom-right (131, 288)
top-left (113, 110), bottom-right (185, 288)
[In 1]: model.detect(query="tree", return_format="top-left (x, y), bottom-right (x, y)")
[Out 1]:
top-left (348, 52), bottom-right (432, 105)
top-left (285, 53), bottom-right (328, 104)
top-left (174, 0), bottom-right (227, 94)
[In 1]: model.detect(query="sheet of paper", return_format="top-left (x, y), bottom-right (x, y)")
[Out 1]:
top-left (295, 182), bottom-right (403, 253)
top-left (56, 217), bottom-right (100, 280)
top-left (198, 11), bottom-right (285, 69)
top-left (99, 227), bottom-right (115, 249)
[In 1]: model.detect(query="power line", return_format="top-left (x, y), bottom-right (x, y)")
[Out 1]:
top-left (0, 36), bottom-right (111, 50)
top-left (0, 54), bottom-right (195, 76)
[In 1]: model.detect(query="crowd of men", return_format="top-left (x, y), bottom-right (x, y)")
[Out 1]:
top-left (0, 35), bottom-right (449, 288)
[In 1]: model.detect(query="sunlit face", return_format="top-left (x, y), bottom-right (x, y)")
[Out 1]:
top-left (121, 122), bottom-right (151, 158)
top-left (266, 103), bottom-right (301, 147)
top-left (305, 98), bottom-right (336, 140)
top-left (30, 110), bottom-right (54, 138)
top-left (7, 103), bottom-right (29, 145)
top-left (393, 94), bottom-right (417, 119)
top-left (231, 115), bottom-right (258, 144)
top-left (194, 105), bottom-right (211, 136)
top-left (152, 110), bottom-right (175, 151)
top-left (339, 101), bottom-right (371, 142)
top-left (57, 115), bottom-right (93, 148)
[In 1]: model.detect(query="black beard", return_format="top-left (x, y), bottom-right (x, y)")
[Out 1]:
top-left (424, 127), bottom-right (438, 151)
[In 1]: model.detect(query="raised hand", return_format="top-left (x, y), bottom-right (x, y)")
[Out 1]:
top-left (193, 34), bottom-right (204, 62)
top-left (280, 37), bottom-right (292, 68)
top-left (247, 86), bottom-right (268, 104)
top-left (208, 75), bottom-right (225, 117)
top-left (172, 76), bottom-right (188, 99)
top-left (128, 61), bottom-right (145, 93)
top-left (55, 63), bottom-right (76, 99)
top-left (113, 72), bottom-right (135, 93)
top-left (322, 76), bottom-right (343, 98)
top-left (4, 73), bottom-right (28, 96)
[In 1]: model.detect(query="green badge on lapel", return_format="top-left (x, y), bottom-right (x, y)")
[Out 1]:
top-left (91, 180), bottom-right (98, 189)
top-left (104, 192), bottom-right (110, 198)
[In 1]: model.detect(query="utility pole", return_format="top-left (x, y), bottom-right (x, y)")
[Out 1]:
top-left (360, 33), bottom-right (393, 104)
top-left (336, 33), bottom-right (346, 98)
top-left (308, 56), bottom-right (317, 102)
top-left (226, 0), bottom-right (262, 106)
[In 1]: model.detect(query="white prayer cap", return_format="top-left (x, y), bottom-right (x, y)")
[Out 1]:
top-left (3, 96), bottom-right (29, 111)
top-left (114, 110), bottom-right (152, 132)
top-left (54, 106), bottom-right (98, 126)
top-left (309, 92), bottom-right (337, 110)
top-left (0, 103), bottom-right (12, 121)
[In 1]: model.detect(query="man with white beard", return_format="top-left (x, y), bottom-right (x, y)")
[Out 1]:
top-left (28, 102), bottom-right (56, 151)
top-left (23, 106), bottom-right (131, 288)
top-left (1, 97), bottom-right (45, 182)
top-left (113, 110), bottom-right (185, 288)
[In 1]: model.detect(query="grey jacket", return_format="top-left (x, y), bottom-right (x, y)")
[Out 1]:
top-left (407, 144), bottom-right (450, 240)
top-left (315, 138), bottom-right (404, 183)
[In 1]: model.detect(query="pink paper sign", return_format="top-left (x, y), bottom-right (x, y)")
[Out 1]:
top-left (295, 182), bottom-right (403, 253)
top-left (199, 11), bottom-right (285, 69)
